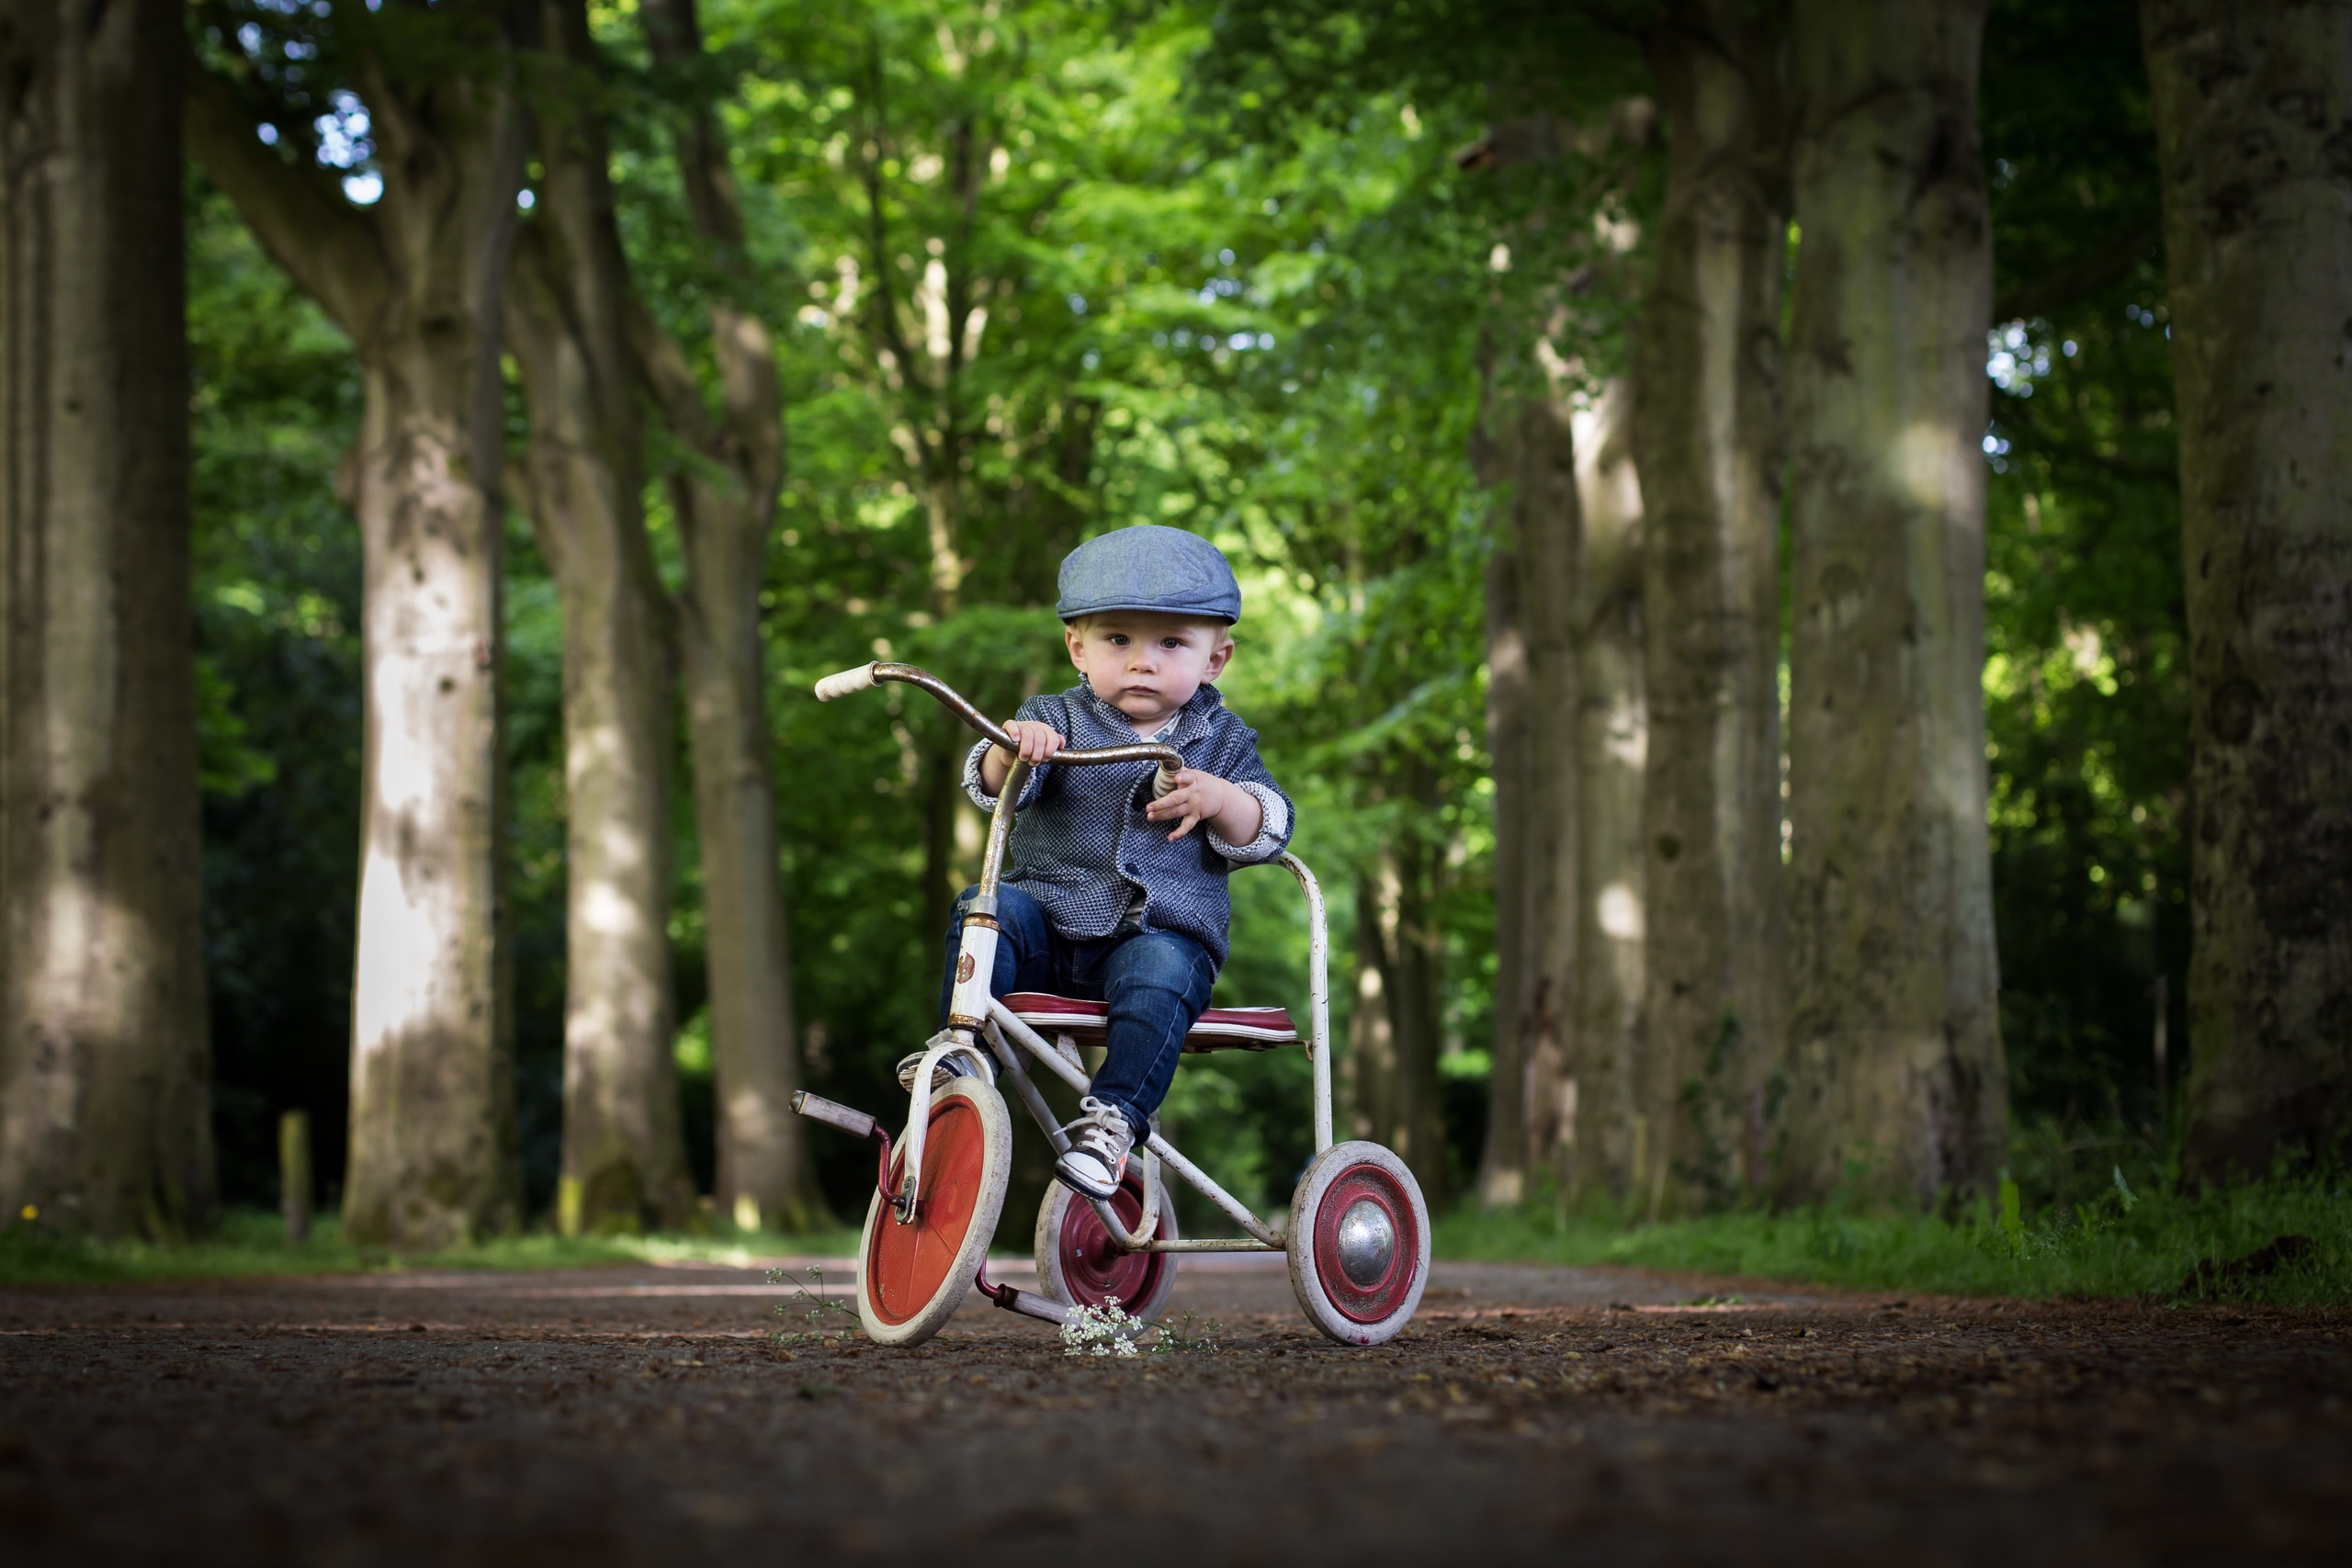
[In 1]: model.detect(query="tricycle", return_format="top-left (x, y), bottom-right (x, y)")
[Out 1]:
top-left (792, 661), bottom-right (1431, 1348)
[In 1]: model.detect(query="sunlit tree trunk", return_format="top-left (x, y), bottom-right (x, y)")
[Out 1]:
top-left (1475, 363), bottom-right (1580, 1206)
top-left (1556, 382), bottom-right (1646, 1206)
top-left (508, 0), bottom-right (693, 1235)
top-left (1632, 0), bottom-right (1790, 1212)
top-left (640, 0), bottom-right (827, 1231)
top-left (0, 0), bottom-right (214, 1239)
top-left (2141, 0), bottom-right (2352, 1182)
top-left (1781, 0), bottom-right (2005, 1205)
top-left (188, 10), bottom-right (531, 1247)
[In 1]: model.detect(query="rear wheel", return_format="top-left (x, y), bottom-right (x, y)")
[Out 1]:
top-left (1287, 1141), bottom-right (1430, 1346)
top-left (856, 1077), bottom-right (1012, 1347)
top-left (1034, 1167), bottom-right (1180, 1324)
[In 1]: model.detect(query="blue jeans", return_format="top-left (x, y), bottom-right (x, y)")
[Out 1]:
top-left (940, 885), bottom-right (1215, 1139)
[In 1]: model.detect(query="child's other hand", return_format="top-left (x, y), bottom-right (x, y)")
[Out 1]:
top-left (1146, 769), bottom-right (1235, 841)
top-left (1000, 720), bottom-right (1066, 766)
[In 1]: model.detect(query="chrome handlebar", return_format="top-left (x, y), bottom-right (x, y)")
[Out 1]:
top-left (814, 660), bottom-right (1182, 794)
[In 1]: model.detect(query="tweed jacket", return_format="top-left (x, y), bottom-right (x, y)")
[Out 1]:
top-left (962, 682), bottom-right (1293, 968)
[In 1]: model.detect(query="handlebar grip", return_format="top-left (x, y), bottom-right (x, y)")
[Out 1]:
top-left (813, 663), bottom-right (878, 703)
top-left (1152, 762), bottom-right (1180, 799)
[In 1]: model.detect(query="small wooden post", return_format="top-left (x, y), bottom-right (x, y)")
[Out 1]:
top-left (279, 1110), bottom-right (313, 1245)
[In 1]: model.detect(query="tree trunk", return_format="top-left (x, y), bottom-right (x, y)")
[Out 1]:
top-left (1476, 391), bottom-right (1532, 1207)
top-left (639, 0), bottom-right (827, 1232)
top-left (1558, 381), bottom-right (1647, 1206)
top-left (1475, 360), bottom-right (1581, 1206)
top-left (1632, 0), bottom-right (1790, 1212)
top-left (508, 0), bottom-right (693, 1235)
top-left (1781, 0), bottom-right (2005, 1205)
top-left (187, 13), bottom-right (531, 1247)
top-left (1351, 831), bottom-right (1448, 1201)
top-left (0, 0), bottom-right (214, 1240)
top-left (2141, 0), bottom-right (2352, 1182)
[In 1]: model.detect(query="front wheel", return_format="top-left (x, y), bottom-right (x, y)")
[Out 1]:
top-left (1034, 1167), bottom-right (1180, 1324)
top-left (1287, 1141), bottom-right (1430, 1346)
top-left (856, 1077), bottom-right (1012, 1347)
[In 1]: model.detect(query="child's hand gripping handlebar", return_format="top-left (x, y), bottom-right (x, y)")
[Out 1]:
top-left (814, 660), bottom-right (1182, 797)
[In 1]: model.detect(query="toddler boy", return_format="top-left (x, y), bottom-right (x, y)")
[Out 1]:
top-left (941, 525), bottom-right (1294, 1201)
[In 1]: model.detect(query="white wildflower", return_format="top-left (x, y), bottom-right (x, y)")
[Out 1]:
top-left (1060, 1298), bottom-right (1142, 1357)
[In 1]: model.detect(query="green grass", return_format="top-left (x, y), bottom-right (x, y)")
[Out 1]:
top-left (0, 1207), bottom-right (863, 1287)
top-left (1435, 1171), bottom-right (2352, 1306)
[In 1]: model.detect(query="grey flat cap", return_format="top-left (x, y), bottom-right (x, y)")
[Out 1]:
top-left (1055, 525), bottom-right (1241, 624)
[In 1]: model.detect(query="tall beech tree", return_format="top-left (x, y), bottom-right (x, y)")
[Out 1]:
top-left (2141, 0), bottom-right (2352, 1181)
top-left (0, 0), bottom-right (215, 1239)
top-left (187, 4), bottom-right (531, 1247)
top-left (1558, 379), bottom-right (1648, 1203)
top-left (1781, 0), bottom-right (2006, 1203)
top-left (639, 0), bottom-right (826, 1231)
top-left (1474, 355), bottom-right (1579, 1205)
top-left (1630, 0), bottom-right (1789, 1211)
top-left (506, 1), bottom-right (695, 1234)
top-left (1456, 99), bottom-right (1654, 1208)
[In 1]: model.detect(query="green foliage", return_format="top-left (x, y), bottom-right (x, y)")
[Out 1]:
top-left (180, 0), bottom-right (2224, 1239)
top-left (1438, 1174), bottom-right (2352, 1306)
top-left (187, 171), bottom-right (364, 1208)
top-left (1980, 0), bottom-right (2187, 1132)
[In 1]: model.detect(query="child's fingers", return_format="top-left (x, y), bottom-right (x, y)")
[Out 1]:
top-left (1146, 784), bottom-right (1196, 820)
top-left (1166, 810), bottom-right (1201, 840)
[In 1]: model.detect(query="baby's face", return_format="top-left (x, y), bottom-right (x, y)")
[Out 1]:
top-left (1065, 613), bottom-right (1234, 731)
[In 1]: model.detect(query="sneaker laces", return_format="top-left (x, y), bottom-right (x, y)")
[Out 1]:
top-left (1063, 1096), bottom-right (1135, 1169)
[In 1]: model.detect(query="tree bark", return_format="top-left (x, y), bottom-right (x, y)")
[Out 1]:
top-left (508, 0), bottom-right (694, 1235)
top-left (639, 0), bottom-right (827, 1231)
top-left (2140, 0), bottom-right (2352, 1182)
top-left (1555, 381), bottom-right (1647, 1206)
top-left (1351, 823), bottom-right (1450, 1201)
top-left (0, 0), bottom-right (214, 1240)
top-left (1476, 383), bottom-right (1532, 1207)
top-left (1781, 0), bottom-right (2005, 1205)
top-left (187, 9), bottom-right (530, 1247)
top-left (1632, 0), bottom-right (1790, 1212)
top-left (1474, 360), bottom-right (1581, 1206)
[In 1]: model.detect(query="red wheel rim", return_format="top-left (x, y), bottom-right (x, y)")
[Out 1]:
top-left (1055, 1173), bottom-right (1170, 1313)
top-left (865, 1098), bottom-right (989, 1326)
top-left (1312, 1162), bottom-right (1419, 1325)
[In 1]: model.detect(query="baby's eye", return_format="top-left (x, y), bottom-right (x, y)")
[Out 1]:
top-left (1108, 634), bottom-right (1129, 645)
top-left (1161, 638), bottom-right (1183, 649)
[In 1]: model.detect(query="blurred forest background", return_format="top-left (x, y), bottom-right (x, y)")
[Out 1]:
top-left (14, 0), bottom-right (2335, 1251)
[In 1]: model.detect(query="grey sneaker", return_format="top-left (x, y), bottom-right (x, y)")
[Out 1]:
top-left (1055, 1097), bottom-right (1135, 1200)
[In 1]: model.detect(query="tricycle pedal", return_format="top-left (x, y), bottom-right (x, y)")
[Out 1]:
top-left (791, 1090), bottom-right (878, 1141)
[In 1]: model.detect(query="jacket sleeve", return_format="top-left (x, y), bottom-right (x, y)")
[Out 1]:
top-left (1203, 719), bottom-right (1295, 865)
top-left (962, 692), bottom-right (1060, 813)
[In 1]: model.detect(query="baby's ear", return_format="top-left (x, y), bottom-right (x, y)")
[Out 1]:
top-left (1204, 632), bottom-right (1236, 680)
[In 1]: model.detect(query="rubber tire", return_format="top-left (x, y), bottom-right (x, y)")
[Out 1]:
top-left (1287, 1141), bottom-right (1430, 1347)
top-left (1033, 1168), bottom-right (1181, 1325)
top-left (855, 1077), bottom-right (1012, 1347)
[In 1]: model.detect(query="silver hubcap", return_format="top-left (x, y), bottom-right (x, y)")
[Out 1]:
top-left (1334, 1197), bottom-right (1396, 1288)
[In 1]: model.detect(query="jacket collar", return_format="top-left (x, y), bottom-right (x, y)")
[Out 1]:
top-left (1071, 680), bottom-right (1223, 747)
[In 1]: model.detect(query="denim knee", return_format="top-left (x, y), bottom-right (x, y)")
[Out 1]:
top-left (939, 884), bottom-right (1054, 1023)
top-left (1104, 931), bottom-right (1216, 1007)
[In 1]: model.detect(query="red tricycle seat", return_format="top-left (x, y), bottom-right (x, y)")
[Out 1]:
top-left (1002, 992), bottom-right (1299, 1053)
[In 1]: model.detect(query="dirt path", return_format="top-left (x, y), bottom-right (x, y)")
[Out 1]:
top-left (4, 1257), bottom-right (2347, 1565)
